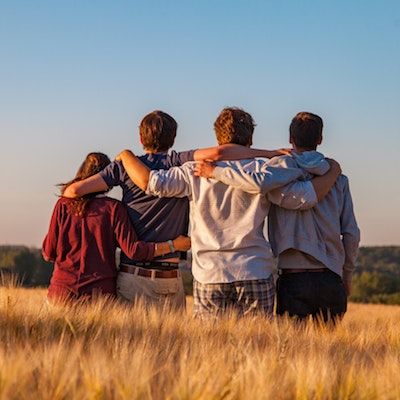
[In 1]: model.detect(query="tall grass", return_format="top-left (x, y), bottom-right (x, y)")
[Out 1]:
top-left (0, 286), bottom-right (399, 399)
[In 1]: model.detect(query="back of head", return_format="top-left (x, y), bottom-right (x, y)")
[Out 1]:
top-left (289, 112), bottom-right (323, 150)
top-left (74, 152), bottom-right (111, 182)
top-left (140, 110), bottom-right (177, 152)
top-left (61, 152), bottom-right (111, 215)
top-left (214, 107), bottom-right (255, 146)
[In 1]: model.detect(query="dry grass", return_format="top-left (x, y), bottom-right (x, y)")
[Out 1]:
top-left (1, 287), bottom-right (400, 400)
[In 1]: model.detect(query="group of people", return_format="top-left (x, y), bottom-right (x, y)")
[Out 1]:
top-left (43, 107), bottom-right (360, 322)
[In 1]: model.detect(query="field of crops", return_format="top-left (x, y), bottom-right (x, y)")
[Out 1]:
top-left (1, 287), bottom-right (400, 399)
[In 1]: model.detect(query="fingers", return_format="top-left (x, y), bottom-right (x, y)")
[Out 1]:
top-left (115, 149), bottom-right (133, 162)
top-left (326, 158), bottom-right (339, 167)
top-left (279, 148), bottom-right (293, 156)
top-left (326, 158), bottom-right (342, 175)
top-left (194, 161), bottom-right (215, 178)
top-left (193, 161), bottom-right (206, 175)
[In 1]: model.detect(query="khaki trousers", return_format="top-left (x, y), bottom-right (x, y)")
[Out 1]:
top-left (116, 270), bottom-right (186, 310)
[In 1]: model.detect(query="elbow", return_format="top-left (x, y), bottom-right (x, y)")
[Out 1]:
top-left (316, 192), bottom-right (327, 202)
top-left (299, 195), bottom-right (318, 210)
top-left (138, 179), bottom-right (149, 192)
top-left (213, 147), bottom-right (224, 161)
top-left (42, 250), bottom-right (53, 262)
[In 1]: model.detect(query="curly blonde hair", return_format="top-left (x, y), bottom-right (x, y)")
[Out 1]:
top-left (214, 107), bottom-right (255, 146)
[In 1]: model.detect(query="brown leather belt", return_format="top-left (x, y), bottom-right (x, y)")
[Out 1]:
top-left (280, 268), bottom-right (329, 274)
top-left (120, 264), bottom-right (179, 279)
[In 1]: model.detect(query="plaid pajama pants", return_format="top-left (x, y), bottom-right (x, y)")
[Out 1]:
top-left (193, 274), bottom-right (275, 319)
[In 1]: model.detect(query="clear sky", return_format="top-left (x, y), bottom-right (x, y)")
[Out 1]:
top-left (1, 0), bottom-right (399, 247)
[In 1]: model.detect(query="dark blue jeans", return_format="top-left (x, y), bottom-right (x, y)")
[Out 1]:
top-left (276, 270), bottom-right (347, 323)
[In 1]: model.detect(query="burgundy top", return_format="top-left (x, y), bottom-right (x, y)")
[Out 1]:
top-left (42, 196), bottom-right (155, 298)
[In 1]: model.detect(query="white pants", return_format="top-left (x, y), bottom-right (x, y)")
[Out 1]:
top-left (116, 271), bottom-right (186, 310)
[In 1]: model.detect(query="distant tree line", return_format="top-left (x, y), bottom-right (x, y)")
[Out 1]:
top-left (350, 246), bottom-right (400, 305)
top-left (0, 245), bottom-right (399, 304)
top-left (0, 246), bottom-right (53, 287)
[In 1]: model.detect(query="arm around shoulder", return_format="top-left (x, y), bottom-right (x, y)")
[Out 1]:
top-left (311, 159), bottom-right (341, 201)
top-left (116, 150), bottom-right (150, 191)
top-left (147, 165), bottom-right (192, 198)
top-left (268, 180), bottom-right (318, 210)
top-left (211, 162), bottom-right (304, 195)
top-left (194, 144), bottom-right (292, 161)
top-left (63, 174), bottom-right (108, 198)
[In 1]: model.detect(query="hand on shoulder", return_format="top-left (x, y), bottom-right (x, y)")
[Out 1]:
top-left (325, 158), bottom-right (342, 177)
top-left (115, 149), bottom-right (135, 162)
top-left (194, 161), bottom-right (216, 179)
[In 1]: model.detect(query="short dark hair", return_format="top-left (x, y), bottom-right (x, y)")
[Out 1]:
top-left (289, 112), bottom-right (323, 150)
top-left (214, 107), bottom-right (255, 146)
top-left (139, 110), bottom-right (177, 152)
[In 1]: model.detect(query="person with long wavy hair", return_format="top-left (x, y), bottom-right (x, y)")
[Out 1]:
top-left (42, 152), bottom-right (191, 302)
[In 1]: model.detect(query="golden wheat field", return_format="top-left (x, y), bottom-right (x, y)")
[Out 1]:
top-left (0, 286), bottom-right (400, 400)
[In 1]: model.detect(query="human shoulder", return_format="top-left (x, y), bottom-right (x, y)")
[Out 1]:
top-left (181, 160), bottom-right (196, 169)
top-left (157, 161), bottom-right (196, 178)
top-left (50, 197), bottom-right (74, 219)
top-left (98, 160), bottom-right (127, 187)
top-left (57, 196), bottom-right (72, 209)
top-left (167, 150), bottom-right (196, 166)
top-left (96, 197), bottom-right (129, 220)
top-left (268, 154), bottom-right (298, 168)
top-left (215, 158), bottom-right (262, 169)
top-left (98, 196), bottom-right (124, 209)
top-left (337, 174), bottom-right (350, 189)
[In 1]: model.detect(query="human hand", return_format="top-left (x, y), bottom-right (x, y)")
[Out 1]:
top-left (62, 184), bottom-right (77, 198)
top-left (326, 158), bottom-right (342, 176)
top-left (194, 161), bottom-right (216, 179)
top-left (115, 150), bottom-right (134, 162)
top-left (173, 235), bottom-right (191, 252)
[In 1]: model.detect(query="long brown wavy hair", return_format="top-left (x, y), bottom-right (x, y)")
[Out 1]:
top-left (60, 152), bottom-right (111, 216)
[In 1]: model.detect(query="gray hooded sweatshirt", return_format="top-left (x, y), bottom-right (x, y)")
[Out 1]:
top-left (213, 151), bottom-right (360, 282)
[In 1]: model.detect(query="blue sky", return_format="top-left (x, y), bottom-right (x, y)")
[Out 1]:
top-left (1, 0), bottom-right (399, 246)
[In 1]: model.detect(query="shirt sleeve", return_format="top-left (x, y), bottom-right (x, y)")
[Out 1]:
top-left (112, 203), bottom-right (155, 261)
top-left (146, 165), bottom-right (192, 198)
top-left (42, 200), bottom-right (62, 262)
top-left (99, 161), bottom-right (124, 188)
top-left (267, 181), bottom-right (318, 210)
top-left (340, 176), bottom-right (361, 281)
top-left (170, 150), bottom-right (196, 166)
top-left (212, 162), bottom-right (305, 195)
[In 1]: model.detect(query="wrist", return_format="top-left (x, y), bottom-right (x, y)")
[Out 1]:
top-left (252, 149), bottom-right (272, 158)
top-left (168, 239), bottom-right (175, 253)
top-left (259, 150), bottom-right (272, 158)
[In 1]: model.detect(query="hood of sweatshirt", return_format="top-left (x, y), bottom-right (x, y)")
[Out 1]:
top-left (292, 150), bottom-right (330, 176)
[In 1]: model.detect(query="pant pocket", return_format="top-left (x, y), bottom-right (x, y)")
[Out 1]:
top-left (152, 278), bottom-right (181, 295)
top-left (116, 272), bottom-right (137, 301)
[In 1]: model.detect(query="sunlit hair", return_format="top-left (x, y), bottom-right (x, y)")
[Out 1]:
top-left (214, 107), bottom-right (255, 146)
top-left (290, 112), bottom-right (323, 150)
top-left (60, 152), bottom-right (111, 216)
